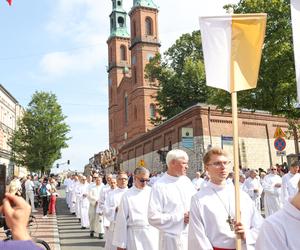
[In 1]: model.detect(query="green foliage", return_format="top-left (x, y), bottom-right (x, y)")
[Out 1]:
top-left (8, 91), bottom-right (71, 174)
top-left (145, 31), bottom-right (208, 122)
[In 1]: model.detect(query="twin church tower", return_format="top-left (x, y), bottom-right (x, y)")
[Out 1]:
top-left (107, 0), bottom-right (160, 150)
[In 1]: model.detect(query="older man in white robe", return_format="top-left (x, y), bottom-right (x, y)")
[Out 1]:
top-left (262, 166), bottom-right (283, 217)
top-left (148, 149), bottom-right (196, 250)
top-left (282, 161), bottom-right (300, 201)
top-left (88, 175), bottom-right (104, 237)
top-left (113, 167), bottom-right (159, 250)
top-left (256, 179), bottom-right (300, 250)
top-left (243, 169), bottom-right (263, 211)
top-left (188, 147), bottom-right (263, 250)
top-left (104, 172), bottom-right (128, 250)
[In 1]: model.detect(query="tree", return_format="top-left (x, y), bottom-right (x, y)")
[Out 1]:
top-left (9, 91), bottom-right (70, 174)
top-left (145, 31), bottom-right (208, 122)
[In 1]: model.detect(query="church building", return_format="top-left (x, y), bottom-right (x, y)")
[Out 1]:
top-left (107, 0), bottom-right (298, 175)
top-left (107, 0), bottom-right (160, 150)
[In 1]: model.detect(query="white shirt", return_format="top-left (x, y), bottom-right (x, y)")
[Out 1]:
top-left (188, 181), bottom-right (263, 250)
top-left (256, 199), bottom-right (300, 250)
top-left (148, 173), bottom-right (196, 236)
top-left (113, 186), bottom-right (159, 250)
top-left (25, 179), bottom-right (34, 192)
top-left (192, 177), bottom-right (204, 191)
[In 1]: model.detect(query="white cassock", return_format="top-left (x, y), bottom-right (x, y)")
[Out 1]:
top-left (262, 173), bottom-right (283, 217)
top-left (282, 172), bottom-right (300, 201)
top-left (70, 180), bottom-right (78, 214)
top-left (104, 187), bottom-right (128, 250)
top-left (148, 173), bottom-right (196, 250)
top-left (88, 183), bottom-right (104, 233)
top-left (112, 186), bottom-right (159, 250)
top-left (64, 178), bottom-right (72, 207)
top-left (97, 184), bottom-right (112, 234)
top-left (74, 182), bottom-right (82, 218)
top-left (188, 182), bottom-right (263, 250)
top-left (256, 199), bottom-right (300, 250)
top-left (243, 177), bottom-right (263, 211)
top-left (191, 177), bottom-right (204, 191)
top-left (79, 183), bottom-right (90, 228)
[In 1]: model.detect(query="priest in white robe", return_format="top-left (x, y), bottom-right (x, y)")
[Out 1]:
top-left (256, 179), bottom-right (300, 250)
top-left (282, 161), bottom-right (300, 201)
top-left (188, 147), bottom-right (263, 250)
top-left (262, 167), bottom-right (283, 217)
top-left (70, 175), bottom-right (79, 214)
top-left (243, 169), bottom-right (263, 211)
top-left (88, 176), bottom-right (104, 237)
top-left (104, 172), bottom-right (128, 250)
top-left (112, 167), bottom-right (159, 250)
top-left (148, 149), bottom-right (196, 250)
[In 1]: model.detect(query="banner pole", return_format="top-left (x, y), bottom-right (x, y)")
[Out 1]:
top-left (231, 91), bottom-right (242, 250)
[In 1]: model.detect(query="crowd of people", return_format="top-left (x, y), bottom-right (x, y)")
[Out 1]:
top-left (1, 147), bottom-right (300, 249)
top-left (62, 147), bottom-right (300, 250)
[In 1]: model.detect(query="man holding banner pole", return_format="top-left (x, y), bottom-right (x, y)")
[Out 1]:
top-left (191, 12), bottom-right (267, 250)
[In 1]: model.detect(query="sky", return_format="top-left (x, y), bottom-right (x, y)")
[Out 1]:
top-left (0, 0), bottom-right (239, 173)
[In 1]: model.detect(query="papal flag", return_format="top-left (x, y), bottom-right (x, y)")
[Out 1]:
top-left (291, 0), bottom-right (300, 102)
top-left (199, 14), bottom-right (267, 93)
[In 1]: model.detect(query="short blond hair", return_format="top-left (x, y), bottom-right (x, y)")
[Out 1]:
top-left (203, 147), bottom-right (228, 166)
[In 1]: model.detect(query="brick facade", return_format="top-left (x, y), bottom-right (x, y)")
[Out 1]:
top-left (118, 104), bottom-right (296, 178)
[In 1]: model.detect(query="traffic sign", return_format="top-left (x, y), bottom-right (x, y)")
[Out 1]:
top-left (276, 150), bottom-right (286, 156)
top-left (274, 137), bottom-right (286, 151)
top-left (274, 127), bottom-right (286, 138)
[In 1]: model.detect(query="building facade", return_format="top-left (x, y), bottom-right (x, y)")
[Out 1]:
top-left (107, 0), bottom-right (160, 150)
top-left (0, 84), bottom-right (24, 178)
top-left (119, 104), bottom-right (297, 177)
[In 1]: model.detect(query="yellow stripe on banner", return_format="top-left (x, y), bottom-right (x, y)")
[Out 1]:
top-left (230, 14), bottom-right (267, 93)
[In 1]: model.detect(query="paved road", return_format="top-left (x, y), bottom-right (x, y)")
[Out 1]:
top-left (56, 188), bottom-right (105, 250)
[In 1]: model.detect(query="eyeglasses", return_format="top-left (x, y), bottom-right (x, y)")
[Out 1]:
top-left (118, 178), bottom-right (128, 181)
top-left (139, 179), bottom-right (150, 183)
top-left (207, 161), bottom-right (231, 168)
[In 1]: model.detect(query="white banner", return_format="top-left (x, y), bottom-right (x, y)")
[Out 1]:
top-left (291, 0), bottom-right (300, 102)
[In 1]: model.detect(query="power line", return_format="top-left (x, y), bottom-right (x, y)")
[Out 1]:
top-left (0, 42), bottom-right (103, 61)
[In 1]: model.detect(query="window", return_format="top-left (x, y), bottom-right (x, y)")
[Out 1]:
top-left (134, 106), bottom-right (137, 120)
top-left (145, 17), bottom-right (153, 35)
top-left (124, 93), bottom-right (128, 125)
top-left (109, 47), bottom-right (113, 62)
top-left (120, 45), bottom-right (126, 61)
top-left (133, 66), bottom-right (137, 84)
top-left (150, 103), bottom-right (156, 118)
top-left (133, 20), bottom-right (137, 37)
top-left (118, 16), bottom-right (124, 28)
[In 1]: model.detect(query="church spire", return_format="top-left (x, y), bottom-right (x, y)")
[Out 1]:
top-left (133, 0), bottom-right (157, 9)
top-left (109, 0), bottom-right (130, 38)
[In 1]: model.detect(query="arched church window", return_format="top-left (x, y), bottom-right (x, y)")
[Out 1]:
top-left (124, 93), bottom-right (128, 125)
top-left (133, 66), bottom-right (137, 84)
top-left (117, 1), bottom-right (121, 6)
top-left (120, 45), bottom-right (127, 61)
top-left (150, 103), bottom-right (156, 118)
top-left (118, 16), bottom-right (124, 28)
top-left (145, 17), bottom-right (153, 35)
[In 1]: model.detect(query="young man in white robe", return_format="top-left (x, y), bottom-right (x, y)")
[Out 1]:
top-left (112, 167), bottom-right (159, 250)
top-left (70, 175), bottom-right (78, 214)
top-left (88, 176), bottom-right (104, 238)
top-left (262, 166), bottom-right (283, 217)
top-left (63, 173), bottom-right (73, 208)
top-left (281, 161), bottom-right (300, 202)
top-left (104, 172), bottom-right (128, 250)
top-left (256, 179), bottom-right (300, 250)
top-left (148, 149), bottom-right (196, 250)
top-left (79, 176), bottom-right (90, 229)
top-left (243, 169), bottom-right (263, 211)
top-left (188, 147), bottom-right (263, 250)
top-left (97, 174), bottom-right (114, 239)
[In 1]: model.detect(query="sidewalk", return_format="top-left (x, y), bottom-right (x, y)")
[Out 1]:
top-left (0, 202), bottom-right (61, 250)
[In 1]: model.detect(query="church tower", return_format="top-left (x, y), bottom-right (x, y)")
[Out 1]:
top-left (127, 0), bottom-right (160, 135)
top-left (108, 0), bottom-right (160, 150)
top-left (107, 0), bottom-right (130, 149)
